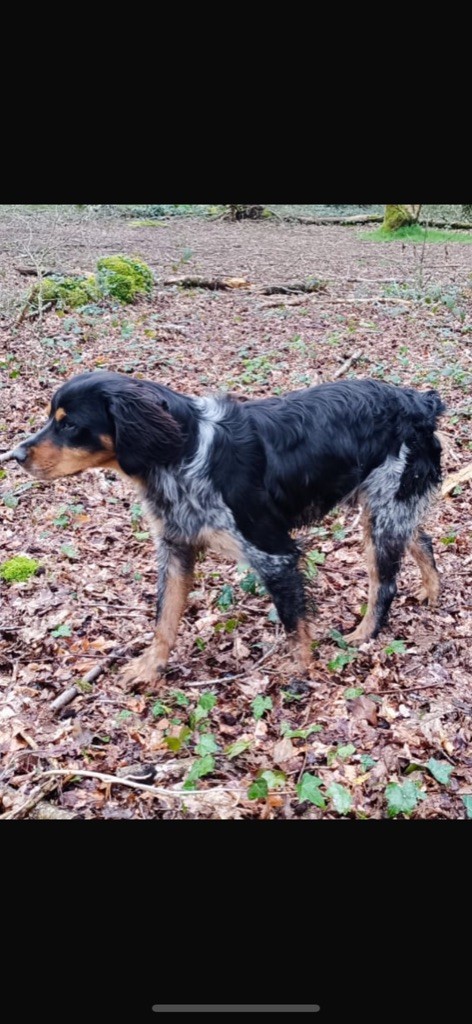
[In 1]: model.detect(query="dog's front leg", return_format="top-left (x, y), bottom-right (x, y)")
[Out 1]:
top-left (251, 550), bottom-right (314, 676)
top-left (120, 538), bottom-right (196, 689)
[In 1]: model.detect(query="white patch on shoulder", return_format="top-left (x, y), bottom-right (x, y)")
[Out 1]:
top-left (188, 397), bottom-right (225, 476)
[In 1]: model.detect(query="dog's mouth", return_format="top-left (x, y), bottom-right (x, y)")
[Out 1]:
top-left (0, 447), bottom-right (52, 480)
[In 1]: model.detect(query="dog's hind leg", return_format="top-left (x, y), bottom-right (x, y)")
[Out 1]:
top-left (345, 445), bottom-right (434, 644)
top-left (408, 529), bottom-right (440, 605)
top-left (120, 539), bottom-right (196, 688)
top-left (345, 505), bottom-right (412, 644)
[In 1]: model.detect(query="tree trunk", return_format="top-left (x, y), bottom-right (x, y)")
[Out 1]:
top-left (383, 205), bottom-right (422, 231)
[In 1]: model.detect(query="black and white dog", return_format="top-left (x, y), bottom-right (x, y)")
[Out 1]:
top-left (1, 372), bottom-right (444, 686)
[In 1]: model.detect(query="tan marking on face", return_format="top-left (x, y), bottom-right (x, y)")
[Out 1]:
top-left (54, 407), bottom-right (67, 422)
top-left (409, 535), bottom-right (440, 605)
top-left (28, 439), bottom-right (118, 479)
top-left (99, 434), bottom-right (115, 452)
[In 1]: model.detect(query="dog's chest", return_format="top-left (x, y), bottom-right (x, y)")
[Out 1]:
top-left (144, 469), bottom-right (234, 545)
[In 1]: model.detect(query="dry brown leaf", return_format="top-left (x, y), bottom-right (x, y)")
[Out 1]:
top-left (272, 736), bottom-right (296, 765)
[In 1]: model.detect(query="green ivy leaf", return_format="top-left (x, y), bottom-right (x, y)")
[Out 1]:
top-left (164, 726), bottom-right (192, 752)
top-left (199, 693), bottom-right (217, 712)
top-left (216, 584), bottom-right (234, 611)
top-left (61, 543), bottom-right (79, 560)
top-left (3, 493), bottom-right (19, 509)
top-left (195, 733), bottom-right (219, 756)
top-left (251, 695), bottom-right (273, 720)
top-left (384, 640), bottom-right (406, 655)
top-left (183, 754), bottom-right (215, 789)
top-left (247, 778), bottom-right (269, 800)
top-left (327, 783), bottom-right (352, 815)
top-left (328, 652), bottom-right (356, 672)
top-left (297, 773), bottom-right (326, 808)
top-left (51, 623), bottom-right (72, 638)
top-left (427, 759), bottom-right (453, 786)
top-left (280, 722), bottom-right (322, 739)
top-left (53, 513), bottom-right (70, 527)
top-left (260, 770), bottom-right (286, 790)
top-left (225, 739), bottom-right (251, 759)
top-left (385, 780), bottom-right (425, 817)
top-left (336, 744), bottom-right (356, 761)
top-left (344, 687), bottom-right (364, 700)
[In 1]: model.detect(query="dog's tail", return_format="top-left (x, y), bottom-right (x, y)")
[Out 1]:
top-left (418, 389), bottom-right (446, 429)
top-left (397, 389), bottom-right (445, 500)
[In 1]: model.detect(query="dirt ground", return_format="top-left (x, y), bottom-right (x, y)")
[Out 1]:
top-left (0, 212), bottom-right (471, 819)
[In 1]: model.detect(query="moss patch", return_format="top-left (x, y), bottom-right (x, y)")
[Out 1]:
top-left (0, 555), bottom-right (40, 582)
top-left (96, 255), bottom-right (154, 303)
top-left (29, 275), bottom-right (99, 312)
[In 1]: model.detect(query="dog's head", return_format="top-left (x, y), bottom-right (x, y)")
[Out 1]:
top-left (1, 372), bottom-right (185, 480)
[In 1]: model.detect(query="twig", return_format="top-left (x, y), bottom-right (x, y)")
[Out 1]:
top-left (369, 682), bottom-right (449, 695)
top-left (39, 769), bottom-right (244, 801)
top-left (14, 265), bottom-right (54, 276)
top-left (441, 462), bottom-right (472, 497)
top-left (0, 776), bottom-right (72, 820)
top-left (333, 350), bottom-right (364, 380)
top-left (155, 323), bottom-right (188, 334)
top-left (50, 637), bottom-right (151, 712)
top-left (325, 297), bottom-right (413, 305)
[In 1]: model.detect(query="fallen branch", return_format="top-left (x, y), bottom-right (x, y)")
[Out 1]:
top-left (260, 295), bottom-right (316, 309)
top-left (332, 350), bottom-right (364, 379)
top-left (16, 300), bottom-right (53, 325)
top-left (285, 214), bottom-right (384, 226)
top-left (325, 296), bottom-right (413, 305)
top-left (441, 462), bottom-right (472, 497)
top-left (39, 768), bottom-right (244, 801)
top-left (0, 776), bottom-right (76, 820)
top-left (162, 276), bottom-right (249, 290)
top-left (261, 281), bottom-right (326, 295)
top-left (50, 636), bottom-right (152, 712)
top-left (14, 265), bottom-right (54, 277)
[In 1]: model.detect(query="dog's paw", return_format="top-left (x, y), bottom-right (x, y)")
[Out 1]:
top-left (343, 625), bottom-right (373, 645)
top-left (413, 585), bottom-right (439, 606)
top-left (119, 650), bottom-right (165, 690)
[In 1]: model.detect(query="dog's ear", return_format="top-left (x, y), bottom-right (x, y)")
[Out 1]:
top-left (107, 383), bottom-right (185, 476)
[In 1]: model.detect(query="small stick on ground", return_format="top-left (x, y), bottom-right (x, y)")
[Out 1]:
top-left (39, 769), bottom-right (244, 801)
top-left (0, 776), bottom-right (74, 820)
top-left (333, 350), bottom-right (364, 379)
top-left (50, 636), bottom-right (152, 712)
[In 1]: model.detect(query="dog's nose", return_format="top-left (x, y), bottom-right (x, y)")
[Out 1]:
top-left (0, 445), bottom-right (29, 464)
top-left (12, 445), bottom-right (29, 463)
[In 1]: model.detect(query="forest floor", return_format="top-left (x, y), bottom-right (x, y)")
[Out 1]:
top-left (0, 212), bottom-right (471, 819)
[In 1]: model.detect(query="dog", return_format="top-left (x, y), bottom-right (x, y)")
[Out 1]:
top-left (1, 371), bottom-right (445, 686)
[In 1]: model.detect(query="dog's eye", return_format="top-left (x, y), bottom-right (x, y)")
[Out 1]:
top-left (62, 421), bottom-right (77, 433)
